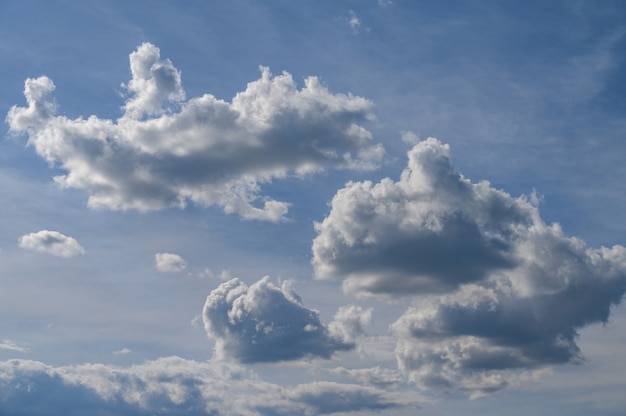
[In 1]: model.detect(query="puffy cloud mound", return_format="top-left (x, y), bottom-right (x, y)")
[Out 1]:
top-left (18, 230), bottom-right (85, 258)
top-left (155, 252), bottom-right (187, 273)
top-left (6, 43), bottom-right (383, 221)
top-left (0, 357), bottom-right (419, 415)
top-left (313, 138), bottom-right (626, 394)
top-left (203, 277), bottom-right (354, 363)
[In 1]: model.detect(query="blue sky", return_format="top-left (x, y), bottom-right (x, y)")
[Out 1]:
top-left (1, 1), bottom-right (625, 415)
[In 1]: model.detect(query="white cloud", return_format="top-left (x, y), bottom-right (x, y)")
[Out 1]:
top-left (203, 277), bottom-right (354, 363)
top-left (112, 348), bottom-right (131, 355)
top-left (0, 340), bottom-right (29, 353)
top-left (155, 252), bottom-right (187, 273)
top-left (313, 138), bottom-right (524, 296)
top-left (348, 11), bottom-right (361, 32)
top-left (18, 230), bottom-right (85, 258)
top-left (329, 305), bottom-right (373, 344)
top-left (313, 138), bottom-right (626, 394)
top-left (7, 43), bottom-right (383, 222)
top-left (0, 357), bottom-right (419, 415)
top-left (330, 366), bottom-right (404, 389)
top-left (400, 130), bottom-right (420, 145)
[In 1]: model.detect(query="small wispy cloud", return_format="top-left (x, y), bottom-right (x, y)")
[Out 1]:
top-left (0, 340), bottom-right (29, 353)
top-left (348, 11), bottom-right (361, 32)
top-left (113, 348), bottom-right (132, 355)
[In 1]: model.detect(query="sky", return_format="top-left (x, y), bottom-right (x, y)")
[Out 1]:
top-left (1, 1), bottom-right (625, 415)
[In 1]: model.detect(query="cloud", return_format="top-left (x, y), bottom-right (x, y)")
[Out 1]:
top-left (313, 138), bottom-right (524, 296)
top-left (6, 43), bottom-right (383, 222)
top-left (0, 357), bottom-right (419, 415)
top-left (112, 348), bottom-right (131, 355)
top-left (328, 305), bottom-right (373, 344)
top-left (330, 366), bottom-right (405, 389)
top-left (17, 230), bottom-right (85, 258)
top-left (203, 277), bottom-right (354, 363)
top-left (348, 11), bottom-right (361, 32)
top-left (0, 340), bottom-right (30, 353)
top-left (155, 252), bottom-right (187, 273)
top-left (313, 138), bottom-right (626, 394)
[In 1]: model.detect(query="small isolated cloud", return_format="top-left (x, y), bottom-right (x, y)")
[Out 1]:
top-left (7, 43), bottom-right (383, 222)
top-left (155, 252), bottom-right (187, 273)
top-left (400, 130), bottom-right (420, 145)
top-left (0, 340), bottom-right (29, 353)
top-left (348, 11), bottom-right (361, 32)
top-left (112, 348), bottom-right (131, 355)
top-left (203, 277), bottom-right (353, 363)
top-left (0, 357), bottom-right (419, 415)
top-left (313, 138), bottom-right (626, 395)
top-left (18, 230), bottom-right (85, 258)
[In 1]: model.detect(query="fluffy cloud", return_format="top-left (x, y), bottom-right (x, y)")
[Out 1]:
top-left (155, 252), bottom-right (187, 273)
top-left (313, 138), bottom-right (626, 394)
top-left (203, 277), bottom-right (354, 363)
top-left (6, 43), bottom-right (383, 221)
top-left (17, 230), bottom-right (85, 258)
top-left (0, 357), bottom-right (418, 415)
top-left (328, 305), bottom-right (373, 344)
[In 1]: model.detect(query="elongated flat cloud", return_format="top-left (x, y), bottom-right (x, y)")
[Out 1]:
top-left (203, 277), bottom-right (354, 363)
top-left (313, 138), bottom-right (626, 394)
top-left (0, 357), bottom-right (419, 415)
top-left (0, 340), bottom-right (29, 353)
top-left (18, 230), bottom-right (85, 258)
top-left (154, 252), bottom-right (187, 273)
top-left (6, 43), bottom-right (383, 221)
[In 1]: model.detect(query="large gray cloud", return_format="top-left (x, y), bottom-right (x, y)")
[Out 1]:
top-left (203, 277), bottom-right (354, 363)
top-left (313, 138), bottom-right (527, 295)
top-left (312, 138), bottom-right (626, 394)
top-left (6, 43), bottom-right (383, 222)
top-left (0, 357), bottom-right (419, 415)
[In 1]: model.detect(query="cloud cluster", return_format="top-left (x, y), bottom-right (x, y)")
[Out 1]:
top-left (7, 43), bottom-right (383, 221)
top-left (0, 357), bottom-right (419, 415)
top-left (203, 277), bottom-right (354, 363)
top-left (313, 138), bottom-right (626, 394)
top-left (155, 252), bottom-right (187, 273)
top-left (17, 230), bottom-right (85, 258)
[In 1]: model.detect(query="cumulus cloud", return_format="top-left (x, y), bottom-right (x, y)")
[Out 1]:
top-left (155, 252), bottom-right (187, 273)
top-left (329, 305), bottom-right (373, 344)
top-left (203, 277), bottom-right (354, 363)
top-left (18, 230), bottom-right (85, 258)
top-left (0, 357), bottom-right (418, 415)
top-left (6, 43), bottom-right (383, 221)
top-left (313, 138), bottom-right (626, 394)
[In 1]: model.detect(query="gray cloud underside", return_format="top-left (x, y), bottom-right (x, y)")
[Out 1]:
top-left (313, 138), bottom-right (626, 394)
top-left (6, 43), bottom-right (383, 221)
top-left (203, 277), bottom-right (354, 363)
top-left (0, 357), bottom-right (419, 415)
